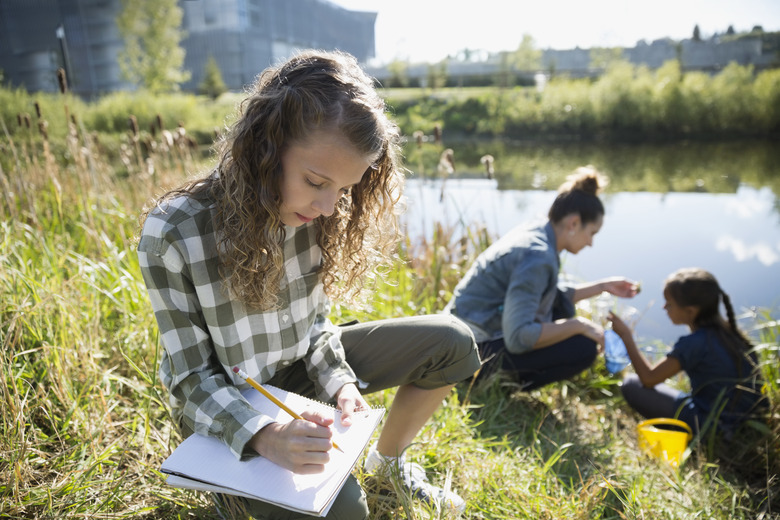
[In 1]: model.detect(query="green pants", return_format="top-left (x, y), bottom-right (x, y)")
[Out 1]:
top-left (231, 313), bottom-right (480, 519)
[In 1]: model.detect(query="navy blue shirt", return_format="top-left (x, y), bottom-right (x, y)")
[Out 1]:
top-left (669, 327), bottom-right (764, 423)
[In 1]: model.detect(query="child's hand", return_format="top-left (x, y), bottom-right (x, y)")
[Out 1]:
top-left (249, 413), bottom-right (335, 474)
top-left (607, 311), bottom-right (632, 340)
top-left (335, 383), bottom-right (369, 427)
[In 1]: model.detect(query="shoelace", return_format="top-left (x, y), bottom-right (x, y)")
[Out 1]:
top-left (400, 462), bottom-right (465, 512)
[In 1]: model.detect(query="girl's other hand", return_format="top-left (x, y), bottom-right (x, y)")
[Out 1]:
top-left (335, 383), bottom-right (368, 427)
top-left (607, 311), bottom-right (632, 339)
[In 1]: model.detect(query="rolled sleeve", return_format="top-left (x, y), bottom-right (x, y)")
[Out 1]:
top-left (501, 253), bottom-right (558, 353)
top-left (306, 310), bottom-right (357, 401)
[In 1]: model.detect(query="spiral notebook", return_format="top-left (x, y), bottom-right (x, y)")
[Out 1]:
top-left (160, 384), bottom-right (385, 517)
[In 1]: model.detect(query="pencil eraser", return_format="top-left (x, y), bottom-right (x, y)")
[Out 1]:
top-left (232, 366), bottom-right (239, 373)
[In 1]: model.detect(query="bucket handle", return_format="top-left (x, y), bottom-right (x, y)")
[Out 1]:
top-left (638, 418), bottom-right (693, 441)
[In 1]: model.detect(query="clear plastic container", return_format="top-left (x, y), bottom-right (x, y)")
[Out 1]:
top-left (604, 329), bottom-right (630, 374)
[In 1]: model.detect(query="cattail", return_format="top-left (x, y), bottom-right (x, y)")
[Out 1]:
top-left (438, 148), bottom-right (455, 176)
top-left (23, 114), bottom-right (31, 129)
top-left (34, 102), bottom-right (42, 119)
top-left (149, 122), bottom-right (157, 138)
top-left (56, 68), bottom-right (68, 94)
top-left (16, 114), bottom-right (22, 127)
top-left (413, 130), bottom-right (424, 148)
top-left (38, 120), bottom-right (48, 140)
top-left (480, 154), bottom-right (495, 179)
top-left (129, 115), bottom-right (139, 138)
top-left (156, 114), bottom-right (164, 131)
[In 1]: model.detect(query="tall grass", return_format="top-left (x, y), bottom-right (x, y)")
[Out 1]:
top-left (1, 88), bottom-right (778, 520)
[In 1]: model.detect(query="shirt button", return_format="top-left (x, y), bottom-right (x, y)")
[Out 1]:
top-left (282, 361), bottom-right (290, 366)
top-left (282, 314), bottom-right (289, 323)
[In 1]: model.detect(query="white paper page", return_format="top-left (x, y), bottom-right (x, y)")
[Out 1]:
top-left (161, 385), bottom-right (384, 516)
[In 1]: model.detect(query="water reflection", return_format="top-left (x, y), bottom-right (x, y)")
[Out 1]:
top-left (402, 179), bottom-right (780, 346)
top-left (403, 140), bottom-right (780, 200)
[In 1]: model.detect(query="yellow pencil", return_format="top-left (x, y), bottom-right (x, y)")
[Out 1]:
top-left (232, 366), bottom-right (343, 452)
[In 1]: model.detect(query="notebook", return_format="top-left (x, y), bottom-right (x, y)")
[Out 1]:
top-left (160, 384), bottom-right (385, 517)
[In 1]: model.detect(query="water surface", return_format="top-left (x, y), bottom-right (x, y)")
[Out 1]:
top-left (402, 178), bottom-right (780, 347)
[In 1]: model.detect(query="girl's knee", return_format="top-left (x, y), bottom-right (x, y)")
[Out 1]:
top-left (446, 315), bottom-right (478, 351)
top-left (620, 374), bottom-right (643, 401)
top-left (326, 477), bottom-right (369, 520)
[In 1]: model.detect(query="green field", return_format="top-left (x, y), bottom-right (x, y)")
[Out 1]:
top-left (1, 80), bottom-right (778, 519)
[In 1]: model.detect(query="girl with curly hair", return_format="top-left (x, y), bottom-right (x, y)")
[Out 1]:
top-left (138, 50), bottom-right (479, 519)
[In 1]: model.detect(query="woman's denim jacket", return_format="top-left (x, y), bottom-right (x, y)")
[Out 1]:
top-left (445, 221), bottom-right (575, 354)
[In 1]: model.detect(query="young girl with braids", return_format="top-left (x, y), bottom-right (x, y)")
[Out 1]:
top-left (446, 166), bottom-right (639, 389)
top-left (609, 268), bottom-right (766, 434)
top-left (138, 50), bottom-right (479, 519)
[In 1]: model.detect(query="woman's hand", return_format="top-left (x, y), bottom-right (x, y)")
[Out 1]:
top-left (574, 316), bottom-right (605, 348)
top-left (602, 277), bottom-right (641, 299)
top-left (249, 409), bottom-right (336, 474)
top-left (335, 383), bottom-right (369, 427)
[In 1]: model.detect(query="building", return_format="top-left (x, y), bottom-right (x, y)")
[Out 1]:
top-left (0, 0), bottom-right (377, 98)
top-left (365, 33), bottom-right (779, 86)
top-left (0, 0), bottom-right (129, 96)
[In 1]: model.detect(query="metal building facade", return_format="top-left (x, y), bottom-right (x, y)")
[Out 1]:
top-left (0, 0), bottom-right (376, 97)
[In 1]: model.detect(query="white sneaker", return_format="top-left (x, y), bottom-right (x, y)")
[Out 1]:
top-left (397, 460), bottom-right (466, 513)
top-left (364, 447), bottom-right (466, 513)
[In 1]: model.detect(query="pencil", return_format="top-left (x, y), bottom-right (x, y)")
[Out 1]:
top-left (232, 366), bottom-right (343, 452)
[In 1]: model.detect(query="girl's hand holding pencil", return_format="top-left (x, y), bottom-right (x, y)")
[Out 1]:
top-left (234, 367), bottom-right (343, 474)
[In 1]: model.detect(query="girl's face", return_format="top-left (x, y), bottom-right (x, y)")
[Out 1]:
top-left (563, 214), bottom-right (603, 255)
top-left (662, 288), bottom-right (698, 327)
top-left (279, 130), bottom-right (372, 227)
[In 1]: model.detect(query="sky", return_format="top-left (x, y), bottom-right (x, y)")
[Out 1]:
top-left (329, 0), bottom-right (780, 65)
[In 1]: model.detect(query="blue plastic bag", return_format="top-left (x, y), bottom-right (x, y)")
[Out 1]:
top-left (604, 329), bottom-right (630, 374)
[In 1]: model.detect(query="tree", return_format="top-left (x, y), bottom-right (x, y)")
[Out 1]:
top-left (198, 56), bottom-right (227, 99)
top-left (511, 34), bottom-right (542, 72)
top-left (589, 47), bottom-right (625, 70)
top-left (426, 61), bottom-right (448, 90)
top-left (693, 24), bottom-right (701, 41)
top-left (117, 0), bottom-right (190, 92)
top-left (387, 60), bottom-right (410, 88)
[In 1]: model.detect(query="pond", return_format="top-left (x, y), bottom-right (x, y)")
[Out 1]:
top-left (400, 140), bottom-right (780, 348)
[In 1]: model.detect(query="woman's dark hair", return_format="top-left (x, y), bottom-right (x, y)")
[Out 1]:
top-left (548, 165), bottom-right (606, 225)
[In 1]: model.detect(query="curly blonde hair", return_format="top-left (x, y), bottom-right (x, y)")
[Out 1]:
top-left (144, 50), bottom-right (404, 310)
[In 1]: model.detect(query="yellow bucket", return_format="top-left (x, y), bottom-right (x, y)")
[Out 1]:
top-left (636, 418), bottom-right (693, 468)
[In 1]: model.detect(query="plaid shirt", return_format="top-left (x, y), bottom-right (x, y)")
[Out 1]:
top-left (137, 194), bottom-right (358, 459)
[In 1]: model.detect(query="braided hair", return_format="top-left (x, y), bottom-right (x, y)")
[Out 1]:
top-left (663, 268), bottom-right (756, 376)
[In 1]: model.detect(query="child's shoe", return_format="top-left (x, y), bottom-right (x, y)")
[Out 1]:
top-left (364, 445), bottom-right (466, 513)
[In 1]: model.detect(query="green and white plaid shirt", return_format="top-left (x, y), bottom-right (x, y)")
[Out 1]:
top-left (138, 194), bottom-right (358, 459)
